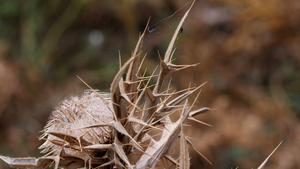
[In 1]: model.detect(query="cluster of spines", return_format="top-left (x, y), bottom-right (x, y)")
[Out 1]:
top-left (0, 1), bottom-right (214, 168)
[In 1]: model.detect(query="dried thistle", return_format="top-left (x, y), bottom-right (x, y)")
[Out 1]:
top-left (1, 1), bottom-right (212, 168)
top-left (0, 1), bottom-right (284, 168)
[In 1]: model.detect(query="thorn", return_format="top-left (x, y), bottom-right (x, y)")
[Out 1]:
top-left (257, 141), bottom-right (283, 169)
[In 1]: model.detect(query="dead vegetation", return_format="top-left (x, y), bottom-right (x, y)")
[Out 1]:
top-left (0, 0), bottom-right (299, 168)
top-left (1, 1), bottom-right (214, 168)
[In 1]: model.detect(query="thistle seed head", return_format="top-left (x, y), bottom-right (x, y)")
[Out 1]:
top-left (0, 1), bottom-right (211, 168)
top-left (39, 90), bottom-right (114, 155)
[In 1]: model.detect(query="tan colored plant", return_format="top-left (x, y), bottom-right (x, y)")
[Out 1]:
top-left (0, 1), bottom-right (282, 168)
top-left (0, 1), bottom-right (211, 168)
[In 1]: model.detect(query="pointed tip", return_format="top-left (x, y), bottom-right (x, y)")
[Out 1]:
top-left (0, 156), bottom-right (11, 165)
top-left (164, 0), bottom-right (196, 63)
top-left (190, 0), bottom-right (196, 10)
top-left (143, 17), bottom-right (151, 35)
top-left (257, 141), bottom-right (283, 169)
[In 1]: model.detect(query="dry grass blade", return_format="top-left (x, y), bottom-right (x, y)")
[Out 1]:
top-left (257, 141), bottom-right (283, 169)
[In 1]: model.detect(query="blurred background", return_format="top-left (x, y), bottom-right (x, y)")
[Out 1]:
top-left (0, 0), bottom-right (299, 168)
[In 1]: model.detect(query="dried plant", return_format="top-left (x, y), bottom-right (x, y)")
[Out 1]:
top-left (0, 1), bottom-right (284, 168)
top-left (0, 1), bottom-right (211, 168)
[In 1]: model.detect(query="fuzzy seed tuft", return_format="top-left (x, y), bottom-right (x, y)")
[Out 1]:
top-left (39, 90), bottom-right (114, 155)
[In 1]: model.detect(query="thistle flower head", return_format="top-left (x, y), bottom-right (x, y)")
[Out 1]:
top-left (39, 90), bottom-right (114, 156)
